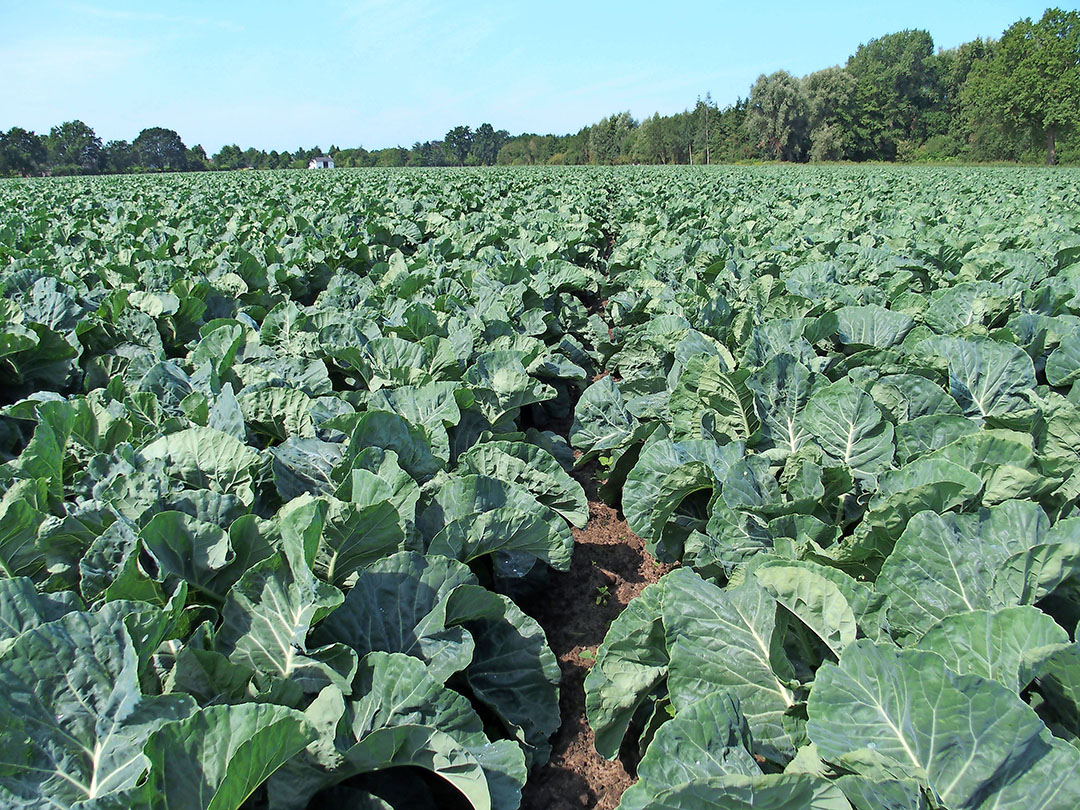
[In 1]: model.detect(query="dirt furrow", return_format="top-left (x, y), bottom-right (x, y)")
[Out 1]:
top-left (520, 495), bottom-right (675, 810)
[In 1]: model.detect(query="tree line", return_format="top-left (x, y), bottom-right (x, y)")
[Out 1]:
top-left (1, 8), bottom-right (1076, 177)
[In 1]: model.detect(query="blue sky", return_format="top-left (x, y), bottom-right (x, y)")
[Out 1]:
top-left (0, 1), bottom-right (1055, 153)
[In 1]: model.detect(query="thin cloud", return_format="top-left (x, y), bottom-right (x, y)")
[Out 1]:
top-left (0, 36), bottom-right (147, 81)
top-left (68, 4), bottom-right (246, 32)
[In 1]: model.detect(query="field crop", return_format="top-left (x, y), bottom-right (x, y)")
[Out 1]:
top-left (2, 166), bottom-right (1080, 810)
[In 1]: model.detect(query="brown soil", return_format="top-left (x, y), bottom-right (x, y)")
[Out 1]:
top-left (520, 488), bottom-right (676, 810)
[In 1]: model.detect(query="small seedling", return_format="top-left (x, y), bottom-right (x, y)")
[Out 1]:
top-left (592, 453), bottom-right (615, 483)
top-left (594, 585), bottom-right (611, 605)
top-left (579, 649), bottom-right (596, 661)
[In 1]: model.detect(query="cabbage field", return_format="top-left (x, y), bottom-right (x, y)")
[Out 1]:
top-left (2, 166), bottom-right (1080, 810)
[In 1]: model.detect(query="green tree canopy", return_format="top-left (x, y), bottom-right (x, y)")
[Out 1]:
top-left (846, 30), bottom-right (939, 159)
top-left (133, 127), bottom-right (187, 171)
top-left (803, 67), bottom-right (855, 160)
top-left (966, 8), bottom-right (1080, 164)
top-left (102, 140), bottom-right (134, 174)
top-left (444, 126), bottom-right (473, 166)
top-left (470, 123), bottom-right (508, 166)
top-left (745, 71), bottom-right (809, 161)
top-left (586, 112), bottom-right (637, 164)
top-left (45, 120), bottom-right (103, 175)
top-left (0, 128), bottom-right (47, 176)
top-left (186, 144), bottom-right (210, 171)
top-left (212, 144), bottom-right (244, 170)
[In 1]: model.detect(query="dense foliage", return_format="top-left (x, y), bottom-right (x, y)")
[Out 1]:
top-left (3, 8), bottom-right (1077, 176)
top-left (0, 168), bottom-right (609, 809)
top-left (569, 166), bottom-right (1080, 808)
top-left (3, 164), bottom-right (1080, 810)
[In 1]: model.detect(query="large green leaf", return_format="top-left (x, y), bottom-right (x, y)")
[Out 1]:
top-left (585, 578), bottom-right (669, 759)
top-left (836, 776), bottom-right (927, 810)
top-left (340, 410), bottom-right (442, 484)
top-left (458, 440), bottom-right (588, 528)
top-left (669, 355), bottom-right (758, 443)
top-left (870, 373), bottom-right (962, 423)
top-left (337, 446), bottom-right (421, 538)
top-left (1031, 642), bottom-right (1080, 741)
top-left (926, 429), bottom-right (1055, 505)
top-left (275, 495), bottom-right (404, 590)
top-left (623, 437), bottom-right (744, 561)
top-left (755, 558), bottom-right (889, 642)
top-left (271, 652), bottom-right (526, 810)
top-left (877, 501), bottom-right (1051, 640)
top-left (465, 350), bottom-right (554, 426)
top-left (0, 481), bottom-right (49, 580)
top-left (617, 693), bottom-right (760, 810)
top-left (140, 511), bottom-right (240, 603)
top-left (587, 569), bottom-right (801, 763)
top-left (237, 386), bottom-right (317, 442)
top-left (2, 399), bottom-right (78, 501)
top-left (313, 551), bottom-right (476, 682)
top-left (833, 305), bottom-right (914, 350)
top-left (914, 606), bottom-right (1068, 691)
top-left (215, 522), bottom-right (354, 694)
top-left (846, 457), bottom-right (983, 563)
top-left (746, 354), bottom-right (819, 460)
top-left (918, 336), bottom-right (1035, 418)
top-left (664, 571), bottom-right (801, 762)
top-left (570, 375), bottom-right (640, 454)
top-left (453, 588), bottom-right (560, 765)
top-left (419, 474), bottom-right (573, 571)
top-left (0, 611), bottom-right (194, 808)
top-left (753, 563), bottom-right (858, 657)
top-left (366, 380), bottom-right (464, 462)
top-left (1045, 328), bottom-right (1080, 387)
top-left (313, 552), bottom-right (559, 763)
top-left (143, 703), bottom-right (315, 810)
top-left (802, 379), bottom-right (894, 477)
top-left (808, 640), bottom-right (1080, 809)
top-left (140, 427), bottom-right (260, 504)
top-left (630, 774), bottom-right (851, 810)
top-left (0, 576), bottom-right (80, 653)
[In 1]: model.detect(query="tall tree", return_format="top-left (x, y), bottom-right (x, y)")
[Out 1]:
top-left (631, 113), bottom-right (666, 163)
top-left (45, 120), bottom-right (103, 174)
top-left (745, 71), bottom-right (809, 161)
top-left (212, 144), bottom-right (244, 170)
top-left (803, 67), bottom-right (855, 161)
top-left (0, 128), bottom-right (46, 176)
top-left (693, 94), bottom-right (718, 164)
top-left (466, 123), bottom-right (494, 165)
top-left (846, 30), bottom-right (940, 159)
top-left (660, 112), bottom-right (694, 164)
top-left (924, 38), bottom-right (991, 153)
top-left (586, 112), bottom-right (636, 164)
top-left (374, 147), bottom-right (408, 166)
top-left (132, 127), bottom-right (187, 171)
top-left (242, 147), bottom-right (266, 169)
top-left (966, 8), bottom-right (1080, 164)
top-left (102, 140), bottom-right (134, 174)
top-left (186, 144), bottom-right (210, 171)
top-left (713, 98), bottom-right (753, 162)
top-left (443, 126), bottom-right (473, 165)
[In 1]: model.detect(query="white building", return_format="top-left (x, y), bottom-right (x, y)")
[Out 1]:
top-left (308, 155), bottom-right (334, 169)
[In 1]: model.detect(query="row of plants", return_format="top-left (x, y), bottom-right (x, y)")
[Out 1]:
top-left (4, 165), bottom-right (1080, 809)
top-left (570, 167), bottom-right (1080, 808)
top-left (0, 169), bottom-right (624, 809)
